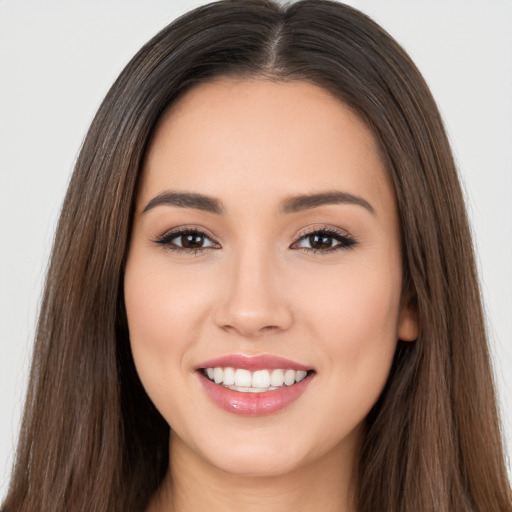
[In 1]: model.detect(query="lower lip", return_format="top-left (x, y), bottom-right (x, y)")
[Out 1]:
top-left (197, 371), bottom-right (314, 416)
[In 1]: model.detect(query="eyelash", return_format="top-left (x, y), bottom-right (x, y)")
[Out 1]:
top-left (153, 226), bottom-right (357, 256)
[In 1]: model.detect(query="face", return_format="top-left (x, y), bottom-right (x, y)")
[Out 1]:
top-left (124, 79), bottom-right (418, 478)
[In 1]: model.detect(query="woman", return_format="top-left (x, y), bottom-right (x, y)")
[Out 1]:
top-left (2, 0), bottom-right (511, 511)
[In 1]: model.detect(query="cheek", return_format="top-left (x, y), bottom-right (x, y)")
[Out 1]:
top-left (295, 258), bottom-right (401, 422)
top-left (314, 269), bottom-right (401, 348)
top-left (125, 270), bottom-right (181, 359)
top-left (123, 255), bottom-right (207, 416)
top-left (298, 241), bottom-right (402, 350)
top-left (125, 255), bottom-right (209, 346)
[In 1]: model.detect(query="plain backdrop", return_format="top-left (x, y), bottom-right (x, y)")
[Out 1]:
top-left (1, 0), bottom-right (511, 498)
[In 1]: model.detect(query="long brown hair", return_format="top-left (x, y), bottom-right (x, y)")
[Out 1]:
top-left (4, 1), bottom-right (511, 511)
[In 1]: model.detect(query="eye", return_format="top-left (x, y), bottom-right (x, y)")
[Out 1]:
top-left (153, 226), bottom-right (356, 256)
top-left (291, 227), bottom-right (357, 254)
top-left (154, 228), bottom-right (220, 255)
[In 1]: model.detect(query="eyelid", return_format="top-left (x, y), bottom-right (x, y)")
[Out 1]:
top-left (153, 225), bottom-right (221, 251)
top-left (152, 224), bottom-right (357, 255)
top-left (290, 225), bottom-right (357, 253)
top-left (292, 224), bottom-right (351, 242)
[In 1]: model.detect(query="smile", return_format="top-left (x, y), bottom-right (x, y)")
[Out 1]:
top-left (196, 354), bottom-right (315, 415)
top-left (203, 367), bottom-right (309, 392)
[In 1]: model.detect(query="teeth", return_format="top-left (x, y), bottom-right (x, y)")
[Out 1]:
top-left (223, 366), bottom-right (235, 385)
top-left (295, 370), bottom-right (307, 382)
top-left (252, 370), bottom-right (270, 388)
top-left (284, 369), bottom-right (296, 386)
top-left (213, 367), bottom-right (223, 384)
top-left (234, 368), bottom-right (252, 387)
top-left (203, 367), bottom-right (309, 390)
top-left (270, 369), bottom-right (284, 387)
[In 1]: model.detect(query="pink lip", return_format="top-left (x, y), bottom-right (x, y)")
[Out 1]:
top-left (196, 370), bottom-right (314, 416)
top-left (195, 353), bottom-right (312, 372)
top-left (194, 353), bottom-right (315, 416)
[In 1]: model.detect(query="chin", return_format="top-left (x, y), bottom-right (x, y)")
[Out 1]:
top-left (208, 448), bottom-right (307, 478)
top-left (176, 426), bottom-right (309, 478)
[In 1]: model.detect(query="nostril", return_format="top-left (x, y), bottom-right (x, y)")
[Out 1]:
top-left (219, 323), bottom-right (282, 338)
top-left (260, 325), bottom-right (280, 334)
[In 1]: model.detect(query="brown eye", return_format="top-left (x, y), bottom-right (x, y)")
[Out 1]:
top-left (308, 233), bottom-right (335, 250)
top-left (154, 228), bottom-right (219, 253)
top-left (293, 228), bottom-right (357, 254)
top-left (181, 232), bottom-right (206, 249)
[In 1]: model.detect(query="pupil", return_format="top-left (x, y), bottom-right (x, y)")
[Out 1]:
top-left (310, 234), bottom-right (332, 249)
top-left (182, 233), bottom-right (204, 249)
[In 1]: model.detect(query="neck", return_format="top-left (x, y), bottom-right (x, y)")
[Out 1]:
top-left (148, 429), bottom-right (360, 512)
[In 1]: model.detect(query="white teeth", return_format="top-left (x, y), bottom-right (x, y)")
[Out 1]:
top-left (284, 369), bottom-right (296, 386)
top-left (270, 369), bottom-right (285, 386)
top-left (213, 367), bottom-right (223, 384)
top-left (234, 368), bottom-right (252, 387)
top-left (252, 370), bottom-right (271, 388)
top-left (229, 385), bottom-right (279, 393)
top-left (223, 367), bottom-right (235, 385)
top-left (203, 367), bottom-right (310, 390)
top-left (295, 370), bottom-right (307, 383)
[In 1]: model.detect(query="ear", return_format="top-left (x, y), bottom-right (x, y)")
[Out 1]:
top-left (397, 300), bottom-right (419, 342)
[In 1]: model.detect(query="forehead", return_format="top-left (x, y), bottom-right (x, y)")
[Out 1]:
top-left (140, 78), bottom-right (395, 219)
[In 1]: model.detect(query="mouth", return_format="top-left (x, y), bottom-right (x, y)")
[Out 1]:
top-left (195, 354), bottom-right (316, 416)
top-left (201, 366), bottom-right (313, 392)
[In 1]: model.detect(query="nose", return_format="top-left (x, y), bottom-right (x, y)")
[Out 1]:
top-left (213, 244), bottom-right (294, 338)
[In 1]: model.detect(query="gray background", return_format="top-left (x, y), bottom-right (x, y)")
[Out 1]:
top-left (1, 0), bottom-right (511, 498)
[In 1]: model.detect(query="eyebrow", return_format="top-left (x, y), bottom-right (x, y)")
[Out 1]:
top-left (143, 191), bottom-right (223, 214)
top-left (142, 190), bottom-right (375, 215)
top-left (280, 191), bottom-right (375, 215)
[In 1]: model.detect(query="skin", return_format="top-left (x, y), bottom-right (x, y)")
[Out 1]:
top-left (124, 78), bottom-right (419, 512)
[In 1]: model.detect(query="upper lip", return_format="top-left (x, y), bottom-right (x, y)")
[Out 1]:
top-left (195, 354), bottom-right (313, 372)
